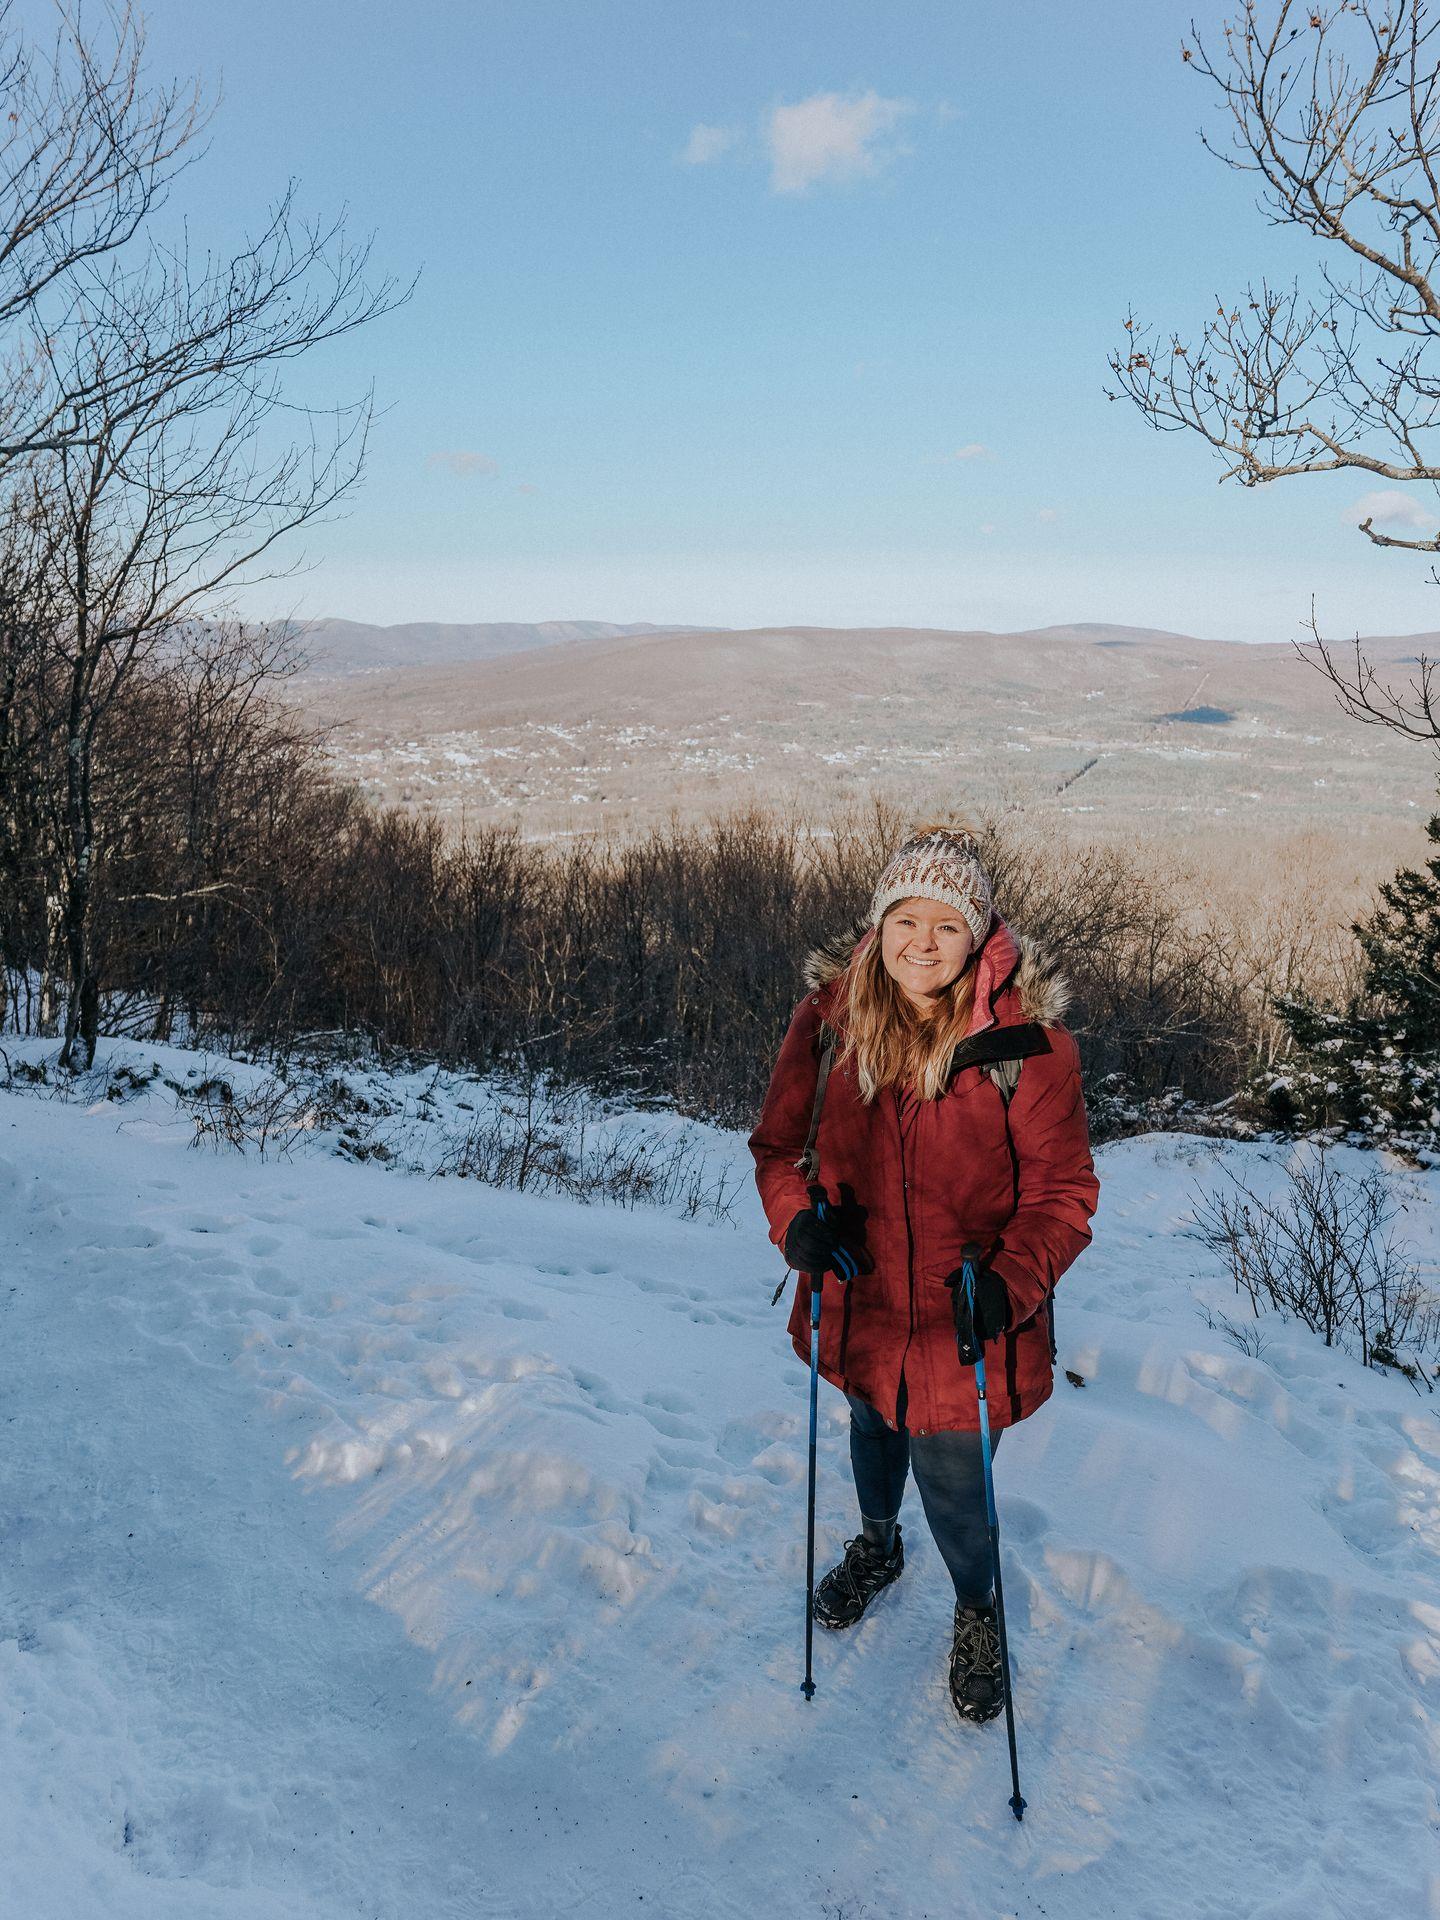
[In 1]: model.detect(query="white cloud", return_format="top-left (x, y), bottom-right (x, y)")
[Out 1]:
top-left (1036, 507), bottom-right (1059, 524)
top-left (765, 90), bottom-right (912, 195)
top-left (1347, 488), bottom-right (1438, 532)
top-left (681, 123), bottom-right (738, 166)
top-left (945, 443), bottom-right (990, 462)
top-left (427, 451), bottom-right (499, 479)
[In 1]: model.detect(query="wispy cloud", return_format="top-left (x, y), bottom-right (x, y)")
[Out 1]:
top-left (516, 482), bottom-right (539, 495)
top-left (1347, 488), bottom-right (1437, 532)
top-left (427, 450), bottom-right (499, 479)
top-left (944, 443), bottom-right (990, 463)
top-left (765, 90), bottom-right (912, 195)
top-left (1036, 507), bottom-right (1059, 524)
top-left (681, 122), bottom-right (739, 166)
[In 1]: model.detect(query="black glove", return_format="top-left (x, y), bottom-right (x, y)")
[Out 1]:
top-left (784, 1185), bottom-right (875, 1283)
top-left (944, 1254), bottom-right (1011, 1366)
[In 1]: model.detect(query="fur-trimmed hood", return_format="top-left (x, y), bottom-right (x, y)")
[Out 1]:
top-left (801, 912), bottom-right (1073, 1032)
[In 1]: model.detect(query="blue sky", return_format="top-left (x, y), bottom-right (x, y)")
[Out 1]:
top-left (35, 0), bottom-right (1440, 640)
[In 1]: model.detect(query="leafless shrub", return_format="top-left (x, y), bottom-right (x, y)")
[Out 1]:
top-left (1188, 826), bottom-right (1378, 1069)
top-left (988, 817), bottom-right (1253, 1106)
top-left (0, 1042), bottom-right (175, 1107)
top-left (1190, 1146), bottom-right (1440, 1372)
top-left (4, 783), bottom-right (1276, 1132)
top-left (435, 1066), bottom-right (738, 1222)
top-left (0, 1043), bottom-right (43, 1086)
top-left (181, 1068), bottom-right (349, 1159)
top-left (1196, 1298), bottom-right (1272, 1361)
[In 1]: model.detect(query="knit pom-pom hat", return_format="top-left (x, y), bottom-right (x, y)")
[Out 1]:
top-left (869, 823), bottom-right (994, 948)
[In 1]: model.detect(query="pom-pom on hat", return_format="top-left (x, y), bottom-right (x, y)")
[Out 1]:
top-left (869, 823), bottom-right (994, 948)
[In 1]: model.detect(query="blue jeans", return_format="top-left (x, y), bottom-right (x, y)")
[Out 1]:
top-left (846, 1378), bottom-right (999, 1608)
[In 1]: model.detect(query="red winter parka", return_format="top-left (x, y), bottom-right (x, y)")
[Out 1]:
top-left (748, 914), bottom-right (1100, 1435)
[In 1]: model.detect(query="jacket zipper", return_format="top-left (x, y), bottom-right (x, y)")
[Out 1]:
top-left (893, 1086), bottom-right (919, 1432)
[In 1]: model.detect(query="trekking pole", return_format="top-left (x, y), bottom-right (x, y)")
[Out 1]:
top-left (960, 1242), bottom-right (1027, 1821)
top-left (801, 1182), bottom-right (859, 1702)
top-left (801, 1254), bottom-right (823, 1702)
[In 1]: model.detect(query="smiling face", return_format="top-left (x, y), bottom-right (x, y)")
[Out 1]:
top-left (879, 896), bottom-right (976, 1009)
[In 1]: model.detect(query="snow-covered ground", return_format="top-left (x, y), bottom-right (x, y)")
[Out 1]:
top-left (1, 1038), bottom-right (1438, 1919)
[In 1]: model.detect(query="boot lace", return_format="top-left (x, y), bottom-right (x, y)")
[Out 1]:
top-left (952, 1604), bottom-right (1001, 1681)
top-left (832, 1533), bottom-right (892, 1605)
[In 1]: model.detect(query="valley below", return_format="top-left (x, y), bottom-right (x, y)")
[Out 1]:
top-left (292, 620), bottom-right (1439, 863)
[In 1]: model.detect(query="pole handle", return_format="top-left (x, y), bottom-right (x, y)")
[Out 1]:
top-left (807, 1180), bottom-right (862, 1287)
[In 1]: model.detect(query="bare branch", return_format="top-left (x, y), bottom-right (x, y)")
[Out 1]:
top-left (0, 1), bottom-right (205, 344)
top-left (1293, 597), bottom-right (1440, 740)
top-left (1111, 3), bottom-right (1440, 528)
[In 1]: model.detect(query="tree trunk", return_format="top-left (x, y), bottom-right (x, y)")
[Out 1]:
top-left (36, 886), bottom-right (63, 1035)
top-left (57, 833), bottom-right (91, 1069)
top-left (58, 653), bottom-right (96, 1070)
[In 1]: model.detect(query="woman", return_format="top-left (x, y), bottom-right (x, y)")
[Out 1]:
top-left (748, 822), bottom-right (1099, 1723)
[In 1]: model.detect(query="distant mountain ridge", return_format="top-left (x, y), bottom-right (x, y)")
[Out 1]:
top-left (297, 614), bottom-right (1440, 678)
top-left (297, 618), bottom-right (707, 674)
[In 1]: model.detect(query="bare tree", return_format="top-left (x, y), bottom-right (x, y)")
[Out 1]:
top-left (1108, 0), bottom-right (1440, 741)
top-left (0, 476), bottom-right (67, 1031)
top-left (38, 222), bottom-right (403, 1066)
top-left (0, 4), bottom-right (407, 1067)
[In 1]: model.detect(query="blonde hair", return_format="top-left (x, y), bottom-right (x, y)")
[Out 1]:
top-left (839, 902), bottom-right (980, 1103)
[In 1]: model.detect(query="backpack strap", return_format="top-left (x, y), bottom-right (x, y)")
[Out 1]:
top-left (952, 1021), bottom-right (1060, 1363)
top-left (948, 1020), bottom-right (1052, 1085)
top-left (794, 1020), bottom-right (838, 1184)
top-left (771, 1020), bottom-right (839, 1306)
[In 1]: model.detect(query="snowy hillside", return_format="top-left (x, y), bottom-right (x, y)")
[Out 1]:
top-left (1, 1040), bottom-right (1437, 1920)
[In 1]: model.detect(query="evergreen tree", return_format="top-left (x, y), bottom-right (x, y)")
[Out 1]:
top-left (1263, 796), bottom-right (1440, 1153)
top-left (1354, 825), bottom-right (1440, 1051)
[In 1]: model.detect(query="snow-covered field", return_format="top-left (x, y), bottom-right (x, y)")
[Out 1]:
top-left (2, 1038), bottom-right (1438, 1919)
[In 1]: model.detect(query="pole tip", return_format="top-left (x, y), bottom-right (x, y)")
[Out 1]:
top-left (801, 1678), bottom-right (816, 1701)
top-left (1011, 1795), bottom-right (1026, 1822)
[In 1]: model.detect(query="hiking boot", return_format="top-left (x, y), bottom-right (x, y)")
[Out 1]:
top-left (949, 1600), bottom-right (1004, 1723)
top-left (813, 1526), bottom-right (904, 1629)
